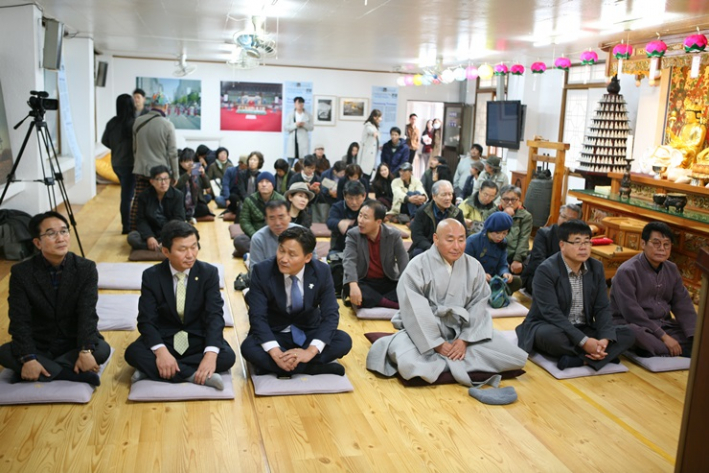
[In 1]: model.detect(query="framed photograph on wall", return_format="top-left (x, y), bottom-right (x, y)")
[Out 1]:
top-left (314, 95), bottom-right (336, 125)
top-left (220, 81), bottom-right (283, 132)
top-left (339, 97), bottom-right (369, 121)
top-left (136, 77), bottom-right (202, 130)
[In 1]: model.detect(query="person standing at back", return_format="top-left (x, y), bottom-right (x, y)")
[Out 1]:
top-left (130, 92), bottom-right (178, 231)
top-left (358, 109), bottom-right (382, 180)
top-left (285, 97), bottom-right (314, 168)
top-left (101, 93), bottom-right (136, 235)
top-left (405, 113), bottom-right (420, 165)
top-left (133, 88), bottom-right (150, 117)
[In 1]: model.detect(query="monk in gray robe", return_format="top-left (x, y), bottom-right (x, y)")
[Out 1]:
top-left (366, 219), bottom-right (528, 386)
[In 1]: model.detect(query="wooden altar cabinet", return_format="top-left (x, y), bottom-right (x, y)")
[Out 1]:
top-left (568, 172), bottom-right (709, 304)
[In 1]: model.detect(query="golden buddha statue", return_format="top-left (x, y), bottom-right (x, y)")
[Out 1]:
top-left (659, 100), bottom-right (706, 169)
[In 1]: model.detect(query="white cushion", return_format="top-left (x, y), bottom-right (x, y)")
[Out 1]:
top-left (353, 305), bottom-right (398, 320)
top-left (0, 348), bottom-right (114, 405)
top-left (489, 297), bottom-right (529, 318)
top-left (624, 351), bottom-right (691, 372)
top-left (96, 291), bottom-right (233, 329)
top-left (249, 364), bottom-right (354, 396)
top-left (97, 262), bottom-right (226, 290)
top-left (128, 372), bottom-right (234, 402)
top-left (499, 331), bottom-right (629, 379)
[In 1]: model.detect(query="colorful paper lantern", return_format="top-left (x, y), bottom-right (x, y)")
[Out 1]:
top-left (612, 42), bottom-right (633, 59)
top-left (493, 63), bottom-right (508, 76)
top-left (404, 75), bottom-right (414, 86)
top-left (478, 63), bottom-right (494, 79)
top-left (580, 50), bottom-right (598, 65)
top-left (530, 61), bottom-right (546, 73)
top-left (683, 32), bottom-right (708, 53)
top-left (465, 65), bottom-right (478, 80)
top-left (554, 57), bottom-right (571, 71)
top-left (396, 76), bottom-right (406, 87)
top-left (454, 66), bottom-right (467, 81)
top-left (422, 73), bottom-right (434, 85)
top-left (413, 74), bottom-right (423, 86)
top-left (510, 64), bottom-right (525, 75)
top-left (440, 69), bottom-right (455, 83)
top-left (645, 39), bottom-right (667, 57)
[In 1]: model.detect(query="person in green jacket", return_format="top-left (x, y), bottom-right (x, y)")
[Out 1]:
top-left (234, 171), bottom-right (285, 257)
top-left (482, 184), bottom-right (532, 276)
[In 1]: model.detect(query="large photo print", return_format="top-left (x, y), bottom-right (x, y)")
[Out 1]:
top-left (221, 81), bottom-right (283, 132)
top-left (136, 77), bottom-right (202, 130)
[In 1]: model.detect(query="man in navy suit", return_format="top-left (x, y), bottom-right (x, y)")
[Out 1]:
top-left (241, 226), bottom-right (352, 376)
top-left (125, 221), bottom-right (235, 389)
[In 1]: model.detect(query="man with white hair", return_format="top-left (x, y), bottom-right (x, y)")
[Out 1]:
top-left (408, 180), bottom-right (466, 257)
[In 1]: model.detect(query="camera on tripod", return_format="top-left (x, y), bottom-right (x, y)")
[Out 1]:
top-left (28, 90), bottom-right (58, 117)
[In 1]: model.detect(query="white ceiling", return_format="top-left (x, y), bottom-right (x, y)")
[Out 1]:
top-left (5, 0), bottom-right (709, 72)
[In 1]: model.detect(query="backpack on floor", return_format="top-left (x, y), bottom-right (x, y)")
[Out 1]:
top-left (0, 209), bottom-right (34, 261)
top-left (488, 275), bottom-right (511, 309)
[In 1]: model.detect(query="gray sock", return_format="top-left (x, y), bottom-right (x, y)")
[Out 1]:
top-left (468, 386), bottom-right (518, 405)
top-left (187, 372), bottom-right (224, 391)
top-left (131, 370), bottom-right (148, 383)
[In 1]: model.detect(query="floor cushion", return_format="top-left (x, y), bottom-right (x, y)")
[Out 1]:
top-left (353, 305), bottom-right (397, 320)
top-left (128, 372), bottom-right (235, 402)
top-left (249, 363), bottom-right (353, 396)
top-left (0, 348), bottom-right (114, 405)
top-left (228, 224), bottom-right (243, 239)
top-left (97, 293), bottom-right (139, 331)
top-left (222, 212), bottom-right (237, 222)
top-left (97, 262), bottom-right (226, 290)
top-left (310, 222), bottom-right (331, 238)
top-left (128, 249), bottom-right (166, 262)
top-left (196, 215), bottom-right (216, 222)
top-left (623, 351), bottom-right (691, 372)
top-left (489, 297), bottom-right (529, 318)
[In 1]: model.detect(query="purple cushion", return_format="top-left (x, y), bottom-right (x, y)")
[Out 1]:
top-left (128, 372), bottom-right (235, 402)
top-left (310, 223), bottom-right (331, 238)
top-left (249, 363), bottom-right (353, 396)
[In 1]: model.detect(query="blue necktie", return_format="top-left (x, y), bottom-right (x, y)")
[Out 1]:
top-left (290, 275), bottom-right (306, 346)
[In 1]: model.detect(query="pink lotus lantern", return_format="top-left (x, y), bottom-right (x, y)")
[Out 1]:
top-left (404, 75), bottom-right (414, 86)
top-left (554, 56), bottom-right (571, 71)
top-left (684, 30), bottom-right (708, 78)
top-left (646, 38), bottom-right (667, 85)
top-left (510, 64), bottom-right (525, 75)
top-left (530, 62), bottom-right (547, 73)
top-left (580, 50), bottom-right (598, 65)
top-left (493, 63), bottom-right (508, 76)
top-left (465, 65), bottom-right (479, 80)
top-left (613, 41), bottom-right (633, 74)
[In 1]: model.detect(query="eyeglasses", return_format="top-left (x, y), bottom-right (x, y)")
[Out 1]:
top-left (647, 239), bottom-right (672, 250)
top-left (152, 177), bottom-right (170, 183)
top-left (501, 197), bottom-right (519, 203)
top-left (565, 240), bottom-right (592, 248)
top-left (39, 228), bottom-right (70, 240)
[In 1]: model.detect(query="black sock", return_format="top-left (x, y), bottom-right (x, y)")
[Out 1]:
top-left (54, 368), bottom-right (101, 386)
top-left (557, 355), bottom-right (584, 370)
top-left (303, 363), bottom-right (345, 376)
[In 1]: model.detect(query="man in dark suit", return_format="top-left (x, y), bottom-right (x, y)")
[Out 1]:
top-left (125, 221), bottom-right (235, 390)
top-left (515, 220), bottom-right (635, 370)
top-left (241, 226), bottom-right (352, 377)
top-left (342, 201), bottom-right (409, 308)
top-left (521, 204), bottom-right (581, 295)
top-left (0, 211), bottom-right (110, 385)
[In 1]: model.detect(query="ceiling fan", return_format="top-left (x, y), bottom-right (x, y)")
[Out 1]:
top-left (227, 47), bottom-right (260, 70)
top-left (233, 15), bottom-right (277, 60)
top-left (173, 53), bottom-right (197, 77)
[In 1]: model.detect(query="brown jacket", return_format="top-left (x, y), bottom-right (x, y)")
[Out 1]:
top-left (405, 124), bottom-right (420, 151)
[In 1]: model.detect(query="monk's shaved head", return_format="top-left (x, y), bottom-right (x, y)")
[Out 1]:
top-left (433, 219), bottom-right (467, 265)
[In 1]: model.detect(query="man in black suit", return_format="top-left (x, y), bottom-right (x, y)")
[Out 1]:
top-left (241, 226), bottom-right (352, 376)
top-left (0, 211), bottom-right (110, 385)
top-left (125, 221), bottom-right (235, 389)
top-left (515, 220), bottom-right (635, 370)
top-left (521, 204), bottom-right (581, 295)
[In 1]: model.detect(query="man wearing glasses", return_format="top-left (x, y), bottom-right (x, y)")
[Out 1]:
top-left (515, 220), bottom-right (635, 370)
top-left (127, 165), bottom-right (185, 251)
top-left (483, 185), bottom-right (533, 277)
top-left (610, 222), bottom-right (695, 358)
top-left (0, 212), bottom-right (111, 385)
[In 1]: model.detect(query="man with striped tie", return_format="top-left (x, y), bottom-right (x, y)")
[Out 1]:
top-left (241, 226), bottom-right (352, 377)
top-left (125, 221), bottom-right (235, 389)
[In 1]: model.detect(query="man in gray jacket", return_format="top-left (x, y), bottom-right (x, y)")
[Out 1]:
top-left (130, 92), bottom-right (178, 230)
top-left (343, 201), bottom-right (409, 309)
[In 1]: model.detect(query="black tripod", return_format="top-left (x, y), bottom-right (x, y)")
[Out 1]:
top-left (0, 105), bottom-right (84, 257)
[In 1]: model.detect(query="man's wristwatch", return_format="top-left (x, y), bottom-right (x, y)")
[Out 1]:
top-left (19, 354), bottom-right (37, 364)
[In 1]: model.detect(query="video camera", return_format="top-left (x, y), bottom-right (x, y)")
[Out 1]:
top-left (28, 90), bottom-right (58, 117)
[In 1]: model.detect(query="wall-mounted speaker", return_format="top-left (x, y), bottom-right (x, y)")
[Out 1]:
top-left (95, 61), bottom-right (108, 87)
top-left (43, 19), bottom-right (64, 70)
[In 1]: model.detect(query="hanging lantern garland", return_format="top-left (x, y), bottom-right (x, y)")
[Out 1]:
top-left (465, 65), bottom-right (479, 80)
top-left (684, 30), bottom-right (707, 78)
top-left (613, 41), bottom-right (633, 74)
top-left (530, 62), bottom-right (547, 73)
top-left (645, 38), bottom-right (667, 85)
top-left (554, 56), bottom-right (571, 71)
top-left (510, 64), bottom-right (525, 75)
top-left (478, 64), bottom-right (494, 80)
top-left (580, 50), bottom-right (598, 84)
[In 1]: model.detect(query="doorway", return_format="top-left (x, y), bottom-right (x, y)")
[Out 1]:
top-left (406, 101), bottom-right (444, 177)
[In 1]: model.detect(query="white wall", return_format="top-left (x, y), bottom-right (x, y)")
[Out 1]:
top-left (99, 57), bottom-right (461, 170)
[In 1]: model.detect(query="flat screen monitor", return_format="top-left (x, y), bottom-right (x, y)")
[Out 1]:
top-left (486, 100), bottom-right (524, 150)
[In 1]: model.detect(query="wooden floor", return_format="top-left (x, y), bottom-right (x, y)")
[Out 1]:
top-left (0, 185), bottom-right (687, 472)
